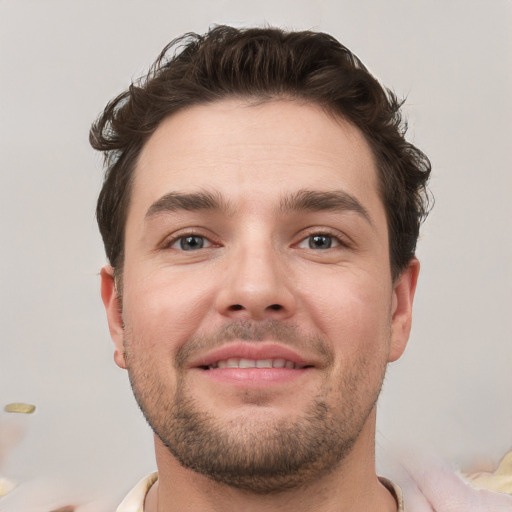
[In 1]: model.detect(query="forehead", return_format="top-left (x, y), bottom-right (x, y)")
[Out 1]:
top-left (129, 98), bottom-right (384, 223)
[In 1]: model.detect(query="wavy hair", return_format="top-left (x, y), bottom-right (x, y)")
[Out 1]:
top-left (90, 25), bottom-right (431, 280)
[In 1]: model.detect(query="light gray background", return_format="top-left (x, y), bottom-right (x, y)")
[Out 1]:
top-left (1, 0), bottom-right (511, 507)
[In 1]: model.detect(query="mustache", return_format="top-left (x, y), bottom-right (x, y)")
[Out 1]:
top-left (174, 320), bottom-right (334, 369)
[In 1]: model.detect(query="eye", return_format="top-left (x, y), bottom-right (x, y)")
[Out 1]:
top-left (298, 234), bottom-right (340, 250)
top-left (171, 235), bottom-right (211, 251)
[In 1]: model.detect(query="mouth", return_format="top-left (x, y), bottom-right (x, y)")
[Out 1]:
top-left (189, 343), bottom-right (317, 387)
top-left (203, 358), bottom-right (310, 370)
top-left (191, 342), bottom-right (316, 370)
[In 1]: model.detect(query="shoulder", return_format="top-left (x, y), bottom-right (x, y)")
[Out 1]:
top-left (116, 473), bottom-right (158, 512)
top-left (379, 477), bottom-right (405, 511)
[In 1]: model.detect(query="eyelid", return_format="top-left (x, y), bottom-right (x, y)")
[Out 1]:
top-left (160, 228), bottom-right (220, 250)
top-left (171, 235), bottom-right (212, 250)
top-left (295, 228), bottom-right (352, 249)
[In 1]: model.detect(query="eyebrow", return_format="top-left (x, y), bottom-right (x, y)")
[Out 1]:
top-left (145, 188), bottom-right (372, 225)
top-left (145, 190), bottom-right (232, 219)
top-left (280, 189), bottom-right (372, 224)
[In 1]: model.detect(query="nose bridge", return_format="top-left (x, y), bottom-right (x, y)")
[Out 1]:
top-left (237, 236), bottom-right (280, 292)
top-left (218, 227), bottom-right (295, 319)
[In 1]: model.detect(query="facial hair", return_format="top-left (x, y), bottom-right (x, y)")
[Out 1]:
top-left (124, 320), bottom-right (388, 494)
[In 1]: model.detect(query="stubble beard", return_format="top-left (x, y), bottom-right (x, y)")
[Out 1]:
top-left (124, 321), bottom-right (388, 494)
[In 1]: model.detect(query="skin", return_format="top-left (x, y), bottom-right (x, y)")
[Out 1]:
top-left (101, 98), bottom-right (419, 512)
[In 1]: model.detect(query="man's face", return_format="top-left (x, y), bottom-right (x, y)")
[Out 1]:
top-left (102, 99), bottom-right (417, 492)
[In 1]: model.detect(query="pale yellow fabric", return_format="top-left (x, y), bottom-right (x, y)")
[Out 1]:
top-left (0, 477), bottom-right (17, 498)
top-left (116, 474), bottom-right (404, 512)
top-left (464, 451), bottom-right (512, 495)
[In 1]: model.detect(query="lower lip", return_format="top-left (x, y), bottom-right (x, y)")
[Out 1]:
top-left (196, 367), bottom-right (311, 386)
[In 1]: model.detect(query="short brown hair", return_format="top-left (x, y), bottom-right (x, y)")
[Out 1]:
top-left (90, 25), bottom-right (431, 280)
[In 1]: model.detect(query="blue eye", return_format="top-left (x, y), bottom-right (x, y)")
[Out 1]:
top-left (173, 235), bottom-right (208, 251)
top-left (297, 233), bottom-right (340, 250)
top-left (308, 234), bottom-right (333, 249)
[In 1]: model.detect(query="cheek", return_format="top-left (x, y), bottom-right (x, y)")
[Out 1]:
top-left (299, 270), bottom-right (392, 356)
top-left (122, 268), bottom-right (217, 354)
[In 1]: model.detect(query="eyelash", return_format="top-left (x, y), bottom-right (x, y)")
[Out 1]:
top-left (161, 229), bottom-right (350, 252)
top-left (161, 230), bottom-right (219, 251)
top-left (295, 230), bottom-right (351, 250)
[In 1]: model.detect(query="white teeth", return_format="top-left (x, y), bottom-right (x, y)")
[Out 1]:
top-left (208, 358), bottom-right (300, 369)
top-left (256, 359), bottom-right (273, 368)
top-left (239, 358), bottom-right (256, 368)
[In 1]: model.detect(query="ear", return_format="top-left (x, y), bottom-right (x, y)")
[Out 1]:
top-left (100, 265), bottom-right (127, 369)
top-left (388, 258), bottom-right (420, 362)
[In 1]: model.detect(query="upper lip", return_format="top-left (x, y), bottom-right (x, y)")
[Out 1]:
top-left (189, 342), bottom-right (317, 369)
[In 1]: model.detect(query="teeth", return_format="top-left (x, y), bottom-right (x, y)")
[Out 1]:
top-left (208, 358), bottom-right (300, 369)
top-left (256, 359), bottom-right (273, 368)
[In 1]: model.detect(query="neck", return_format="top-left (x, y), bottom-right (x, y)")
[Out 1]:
top-left (144, 413), bottom-right (397, 512)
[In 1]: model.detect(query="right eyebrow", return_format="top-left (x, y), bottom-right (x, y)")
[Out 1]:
top-left (145, 191), bottom-right (232, 219)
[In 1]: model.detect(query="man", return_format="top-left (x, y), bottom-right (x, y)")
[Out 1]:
top-left (90, 26), bottom-right (511, 511)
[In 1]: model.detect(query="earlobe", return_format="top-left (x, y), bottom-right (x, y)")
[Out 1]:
top-left (388, 258), bottom-right (420, 362)
top-left (100, 265), bottom-right (127, 369)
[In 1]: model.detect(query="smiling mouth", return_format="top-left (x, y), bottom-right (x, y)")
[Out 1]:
top-left (203, 358), bottom-right (312, 370)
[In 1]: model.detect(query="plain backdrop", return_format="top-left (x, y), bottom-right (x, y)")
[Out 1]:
top-left (1, 0), bottom-right (511, 506)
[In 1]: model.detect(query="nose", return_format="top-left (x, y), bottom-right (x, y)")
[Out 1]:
top-left (215, 239), bottom-right (297, 321)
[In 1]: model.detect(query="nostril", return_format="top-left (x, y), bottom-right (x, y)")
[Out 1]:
top-left (226, 303), bottom-right (285, 314)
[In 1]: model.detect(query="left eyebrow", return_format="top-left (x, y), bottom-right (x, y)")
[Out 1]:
top-left (279, 189), bottom-right (373, 225)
